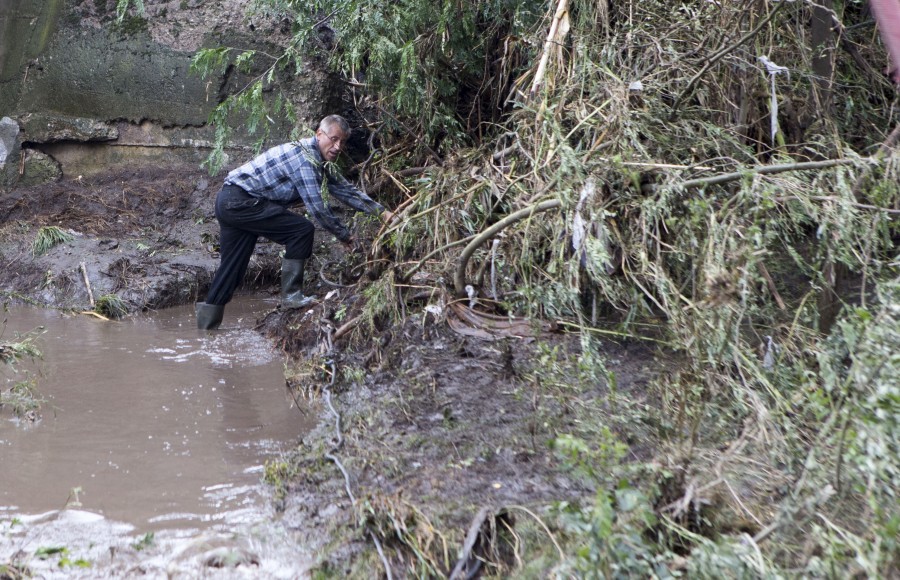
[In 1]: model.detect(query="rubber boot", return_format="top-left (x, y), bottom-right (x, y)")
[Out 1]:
top-left (196, 302), bottom-right (224, 330)
top-left (281, 258), bottom-right (316, 309)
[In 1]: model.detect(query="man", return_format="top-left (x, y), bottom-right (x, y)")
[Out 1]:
top-left (196, 114), bottom-right (393, 330)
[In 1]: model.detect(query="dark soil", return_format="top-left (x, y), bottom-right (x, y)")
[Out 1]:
top-left (1, 164), bottom-right (223, 311)
top-left (0, 166), bottom-right (665, 576)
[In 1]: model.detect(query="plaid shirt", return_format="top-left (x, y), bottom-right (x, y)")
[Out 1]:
top-left (224, 136), bottom-right (384, 242)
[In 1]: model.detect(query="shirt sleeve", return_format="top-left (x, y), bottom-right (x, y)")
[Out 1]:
top-left (326, 172), bottom-right (385, 216)
top-left (287, 149), bottom-right (352, 242)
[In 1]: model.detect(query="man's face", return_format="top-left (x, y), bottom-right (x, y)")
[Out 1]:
top-left (316, 125), bottom-right (348, 162)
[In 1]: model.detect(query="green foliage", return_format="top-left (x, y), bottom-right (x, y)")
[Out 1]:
top-left (190, 47), bottom-right (232, 78)
top-left (33, 546), bottom-right (90, 569)
top-left (263, 458), bottom-right (298, 500)
top-left (304, 0), bottom-right (545, 147)
top-left (359, 269), bottom-right (400, 333)
top-left (357, 494), bottom-right (449, 577)
top-left (113, 0), bottom-right (147, 33)
top-left (684, 537), bottom-right (776, 579)
top-left (0, 330), bottom-right (41, 367)
top-left (183, 0), bottom-right (899, 576)
top-left (191, 46), bottom-right (297, 173)
top-left (131, 532), bottom-right (155, 552)
top-left (810, 280), bottom-right (900, 575)
top-left (0, 320), bottom-right (43, 417)
top-left (192, 0), bottom-right (547, 171)
top-left (94, 294), bottom-right (128, 319)
top-left (33, 546), bottom-right (66, 560)
top-left (31, 226), bottom-right (73, 257)
top-left (115, 0), bottom-right (144, 22)
top-left (551, 430), bottom-right (627, 485)
top-left (554, 489), bottom-right (670, 578)
top-left (340, 364), bottom-right (365, 385)
top-left (0, 561), bottom-right (30, 579)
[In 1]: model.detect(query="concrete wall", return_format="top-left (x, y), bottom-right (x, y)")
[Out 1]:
top-left (0, 0), bottom-right (341, 186)
top-left (0, 0), bottom-right (65, 114)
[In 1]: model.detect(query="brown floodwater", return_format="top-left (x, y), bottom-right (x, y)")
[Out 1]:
top-left (0, 295), bottom-right (315, 577)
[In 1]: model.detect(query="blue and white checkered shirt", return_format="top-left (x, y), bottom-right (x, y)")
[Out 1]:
top-left (224, 136), bottom-right (384, 242)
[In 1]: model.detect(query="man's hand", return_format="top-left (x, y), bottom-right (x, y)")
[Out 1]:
top-left (380, 210), bottom-right (397, 225)
top-left (342, 236), bottom-right (358, 252)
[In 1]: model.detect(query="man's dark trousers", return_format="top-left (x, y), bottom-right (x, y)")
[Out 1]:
top-left (204, 184), bottom-right (315, 306)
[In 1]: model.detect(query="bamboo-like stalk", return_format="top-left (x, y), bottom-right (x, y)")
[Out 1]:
top-left (674, 158), bottom-right (869, 190)
top-left (401, 235), bottom-right (477, 282)
top-left (529, 0), bottom-right (569, 98)
top-left (454, 199), bottom-right (561, 297)
top-left (80, 262), bottom-right (95, 307)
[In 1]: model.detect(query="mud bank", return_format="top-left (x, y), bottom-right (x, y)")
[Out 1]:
top-left (0, 165), bottom-right (231, 311)
top-left (1, 165), bottom-right (667, 576)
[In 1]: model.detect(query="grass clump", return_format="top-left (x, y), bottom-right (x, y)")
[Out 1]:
top-left (31, 226), bottom-right (73, 257)
top-left (94, 294), bottom-right (128, 319)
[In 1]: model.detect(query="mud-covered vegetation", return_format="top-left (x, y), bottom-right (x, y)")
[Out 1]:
top-left (125, 0), bottom-right (900, 576)
top-left (0, 316), bottom-right (43, 421)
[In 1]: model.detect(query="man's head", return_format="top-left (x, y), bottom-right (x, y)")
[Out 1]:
top-left (316, 115), bottom-right (350, 162)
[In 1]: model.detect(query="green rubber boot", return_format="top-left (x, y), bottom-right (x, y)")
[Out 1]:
top-left (281, 258), bottom-right (316, 309)
top-left (196, 302), bottom-right (224, 330)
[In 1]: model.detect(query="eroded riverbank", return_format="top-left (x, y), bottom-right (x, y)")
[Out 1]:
top-left (0, 165), bottom-right (669, 577)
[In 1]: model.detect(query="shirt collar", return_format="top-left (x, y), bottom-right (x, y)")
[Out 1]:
top-left (302, 136), bottom-right (324, 162)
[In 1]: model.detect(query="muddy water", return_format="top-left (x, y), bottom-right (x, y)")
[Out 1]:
top-left (0, 296), bottom-right (314, 577)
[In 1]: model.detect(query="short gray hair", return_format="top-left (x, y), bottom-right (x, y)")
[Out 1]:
top-left (318, 115), bottom-right (350, 135)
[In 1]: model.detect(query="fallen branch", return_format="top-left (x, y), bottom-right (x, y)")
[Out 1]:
top-left (333, 315), bottom-right (361, 340)
top-left (448, 302), bottom-right (549, 340)
top-left (80, 311), bottom-right (110, 321)
top-left (774, 194), bottom-right (900, 215)
top-left (640, 158), bottom-right (870, 194)
top-left (454, 199), bottom-right (562, 296)
top-left (492, 142), bottom-right (519, 162)
top-left (80, 262), bottom-right (95, 307)
top-left (369, 530), bottom-right (394, 580)
top-left (373, 188), bottom-right (427, 242)
top-left (449, 507), bottom-right (493, 580)
top-left (757, 262), bottom-right (786, 310)
top-left (679, 158), bottom-right (865, 189)
top-left (555, 319), bottom-right (675, 347)
top-left (529, 0), bottom-right (570, 98)
top-left (396, 166), bottom-right (431, 178)
top-left (503, 505), bottom-right (565, 563)
top-left (401, 234), bottom-right (477, 282)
